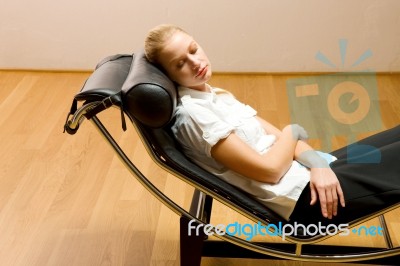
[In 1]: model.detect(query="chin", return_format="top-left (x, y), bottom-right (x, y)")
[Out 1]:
top-left (205, 71), bottom-right (212, 82)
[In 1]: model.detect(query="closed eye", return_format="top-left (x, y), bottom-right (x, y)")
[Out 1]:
top-left (189, 42), bottom-right (198, 54)
top-left (177, 59), bottom-right (186, 69)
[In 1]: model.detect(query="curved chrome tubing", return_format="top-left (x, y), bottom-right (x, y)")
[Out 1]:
top-left (64, 102), bottom-right (100, 134)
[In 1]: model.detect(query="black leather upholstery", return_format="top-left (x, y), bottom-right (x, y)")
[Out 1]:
top-left (75, 54), bottom-right (132, 104)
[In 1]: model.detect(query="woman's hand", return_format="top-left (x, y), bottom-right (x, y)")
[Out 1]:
top-left (285, 124), bottom-right (309, 141)
top-left (257, 120), bottom-right (345, 219)
top-left (309, 167), bottom-right (345, 219)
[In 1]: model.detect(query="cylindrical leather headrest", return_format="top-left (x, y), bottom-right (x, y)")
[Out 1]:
top-left (122, 50), bottom-right (177, 128)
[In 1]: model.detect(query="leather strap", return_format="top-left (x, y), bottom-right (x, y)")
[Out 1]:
top-left (84, 92), bottom-right (127, 131)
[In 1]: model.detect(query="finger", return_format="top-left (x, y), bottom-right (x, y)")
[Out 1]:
top-left (301, 128), bottom-right (309, 140)
top-left (318, 189), bottom-right (328, 218)
top-left (309, 183), bottom-right (317, 205)
top-left (332, 187), bottom-right (338, 216)
top-left (336, 183), bottom-right (346, 207)
top-left (298, 127), bottom-right (308, 140)
top-left (325, 189), bottom-right (333, 219)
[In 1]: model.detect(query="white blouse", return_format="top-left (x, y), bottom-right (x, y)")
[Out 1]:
top-left (171, 86), bottom-right (335, 220)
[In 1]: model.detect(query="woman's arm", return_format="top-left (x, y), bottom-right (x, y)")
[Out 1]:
top-left (256, 116), bottom-right (329, 167)
top-left (210, 124), bottom-right (306, 184)
top-left (257, 116), bottom-right (345, 219)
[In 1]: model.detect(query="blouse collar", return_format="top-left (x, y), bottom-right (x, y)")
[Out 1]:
top-left (178, 85), bottom-right (215, 101)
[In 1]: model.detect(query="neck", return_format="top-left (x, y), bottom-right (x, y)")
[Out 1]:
top-left (188, 83), bottom-right (210, 92)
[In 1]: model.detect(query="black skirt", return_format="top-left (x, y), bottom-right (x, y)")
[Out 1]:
top-left (289, 125), bottom-right (400, 225)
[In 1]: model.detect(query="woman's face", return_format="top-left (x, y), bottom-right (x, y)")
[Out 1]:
top-left (158, 31), bottom-right (212, 91)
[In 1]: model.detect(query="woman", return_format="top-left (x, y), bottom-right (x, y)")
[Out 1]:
top-left (144, 24), bottom-right (400, 225)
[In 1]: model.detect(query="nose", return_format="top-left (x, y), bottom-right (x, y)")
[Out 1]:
top-left (188, 55), bottom-right (200, 70)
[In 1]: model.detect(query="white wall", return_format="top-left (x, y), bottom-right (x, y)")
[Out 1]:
top-left (1, 0), bottom-right (399, 72)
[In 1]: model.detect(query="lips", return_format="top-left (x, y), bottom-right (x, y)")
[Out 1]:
top-left (195, 66), bottom-right (208, 78)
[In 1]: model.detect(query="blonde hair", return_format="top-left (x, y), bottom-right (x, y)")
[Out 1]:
top-left (144, 24), bottom-right (187, 65)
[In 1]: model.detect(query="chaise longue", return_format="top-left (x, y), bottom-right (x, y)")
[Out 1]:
top-left (64, 50), bottom-right (400, 265)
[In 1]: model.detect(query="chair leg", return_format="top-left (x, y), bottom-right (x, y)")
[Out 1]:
top-left (180, 216), bottom-right (205, 266)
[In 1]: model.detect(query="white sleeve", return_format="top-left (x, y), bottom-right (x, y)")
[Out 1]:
top-left (176, 101), bottom-right (234, 157)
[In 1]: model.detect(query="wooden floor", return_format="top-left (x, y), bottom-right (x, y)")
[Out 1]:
top-left (0, 70), bottom-right (399, 265)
